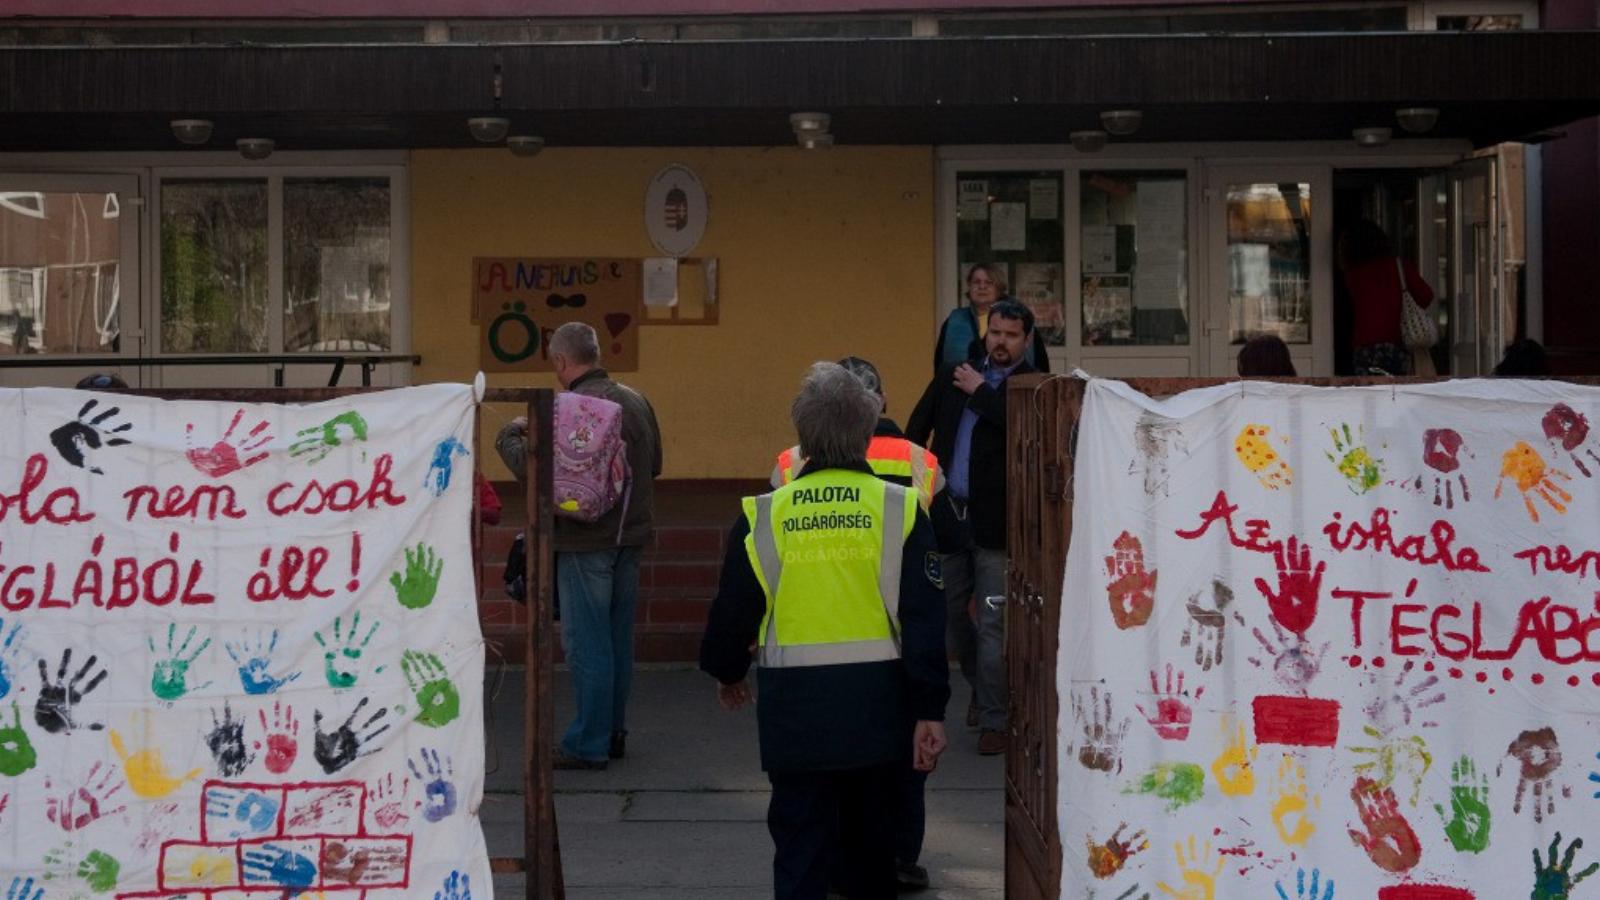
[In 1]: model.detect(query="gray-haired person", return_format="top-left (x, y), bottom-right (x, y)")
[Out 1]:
top-left (701, 362), bottom-right (949, 899)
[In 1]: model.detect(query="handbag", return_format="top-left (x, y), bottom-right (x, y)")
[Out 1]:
top-left (1397, 257), bottom-right (1438, 350)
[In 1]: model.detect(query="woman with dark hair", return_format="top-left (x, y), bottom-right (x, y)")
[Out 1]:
top-left (1340, 219), bottom-right (1435, 374)
top-left (1237, 335), bottom-right (1297, 377)
top-left (933, 262), bottom-right (1050, 373)
top-left (1494, 339), bottom-right (1549, 376)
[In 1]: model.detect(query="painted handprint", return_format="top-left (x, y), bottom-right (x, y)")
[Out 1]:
top-left (45, 762), bottom-right (127, 833)
top-left (425, 436), bottom-right (470, 497)
top-left (206, 703), bottom-right (255, 777)
top-left (1072, 685), bottom-right (1130, 773)
top-left (368, 772), bottom-right (412, 830)
top-left (1542, 403), bottom-right (1600, 477)
top-left (1234, 424), bottom-right (1292, 490)
top-left (1350, 725), bottom-right (1432, 805)
top-left (49, 398), bottom-right (132, 474)
top-left (1410, 428), bottom-right (1471, 508)
top-left (0, 702), bottom-right (36, 776)
top-left (1125, 762), bottom-right (1205, 811)
top-left (288, 410), bottom-right (369, 464)
top-left (42, 845), bottom-right (121, 893)
top-left (1433, 754), bottom-right (1491, 853)
top-left (1180, 580), bottom-right (1232, 671)
top-left (1087, 823), bottom-right (1148, 878)
top-left (1274, 867), bottom-right (1333, 900)
top-left (225, 629), bottom-right (301, 695)
top-left (1130, 412), bottom-right (1187, 498)
top-left (204, 784), bottom-right (282, 840)
top-left (435, 871), bottom-right (473, 900)
top-left (1269, 754), bottom-right (1318, 846)
top-left (110, 719), bottom-right (202, 798)
top-left (313, 696), bottom-right (391, 774)
top-left (1496, 440), bottom-right (1572, 523)
top-left (1155, 835), bottom-right (1223, 900)
top-left (0, 619), bottom-right (26, 700)
top-left (1505, 726), bottom-right (1564, 824)
top-left (391, 542), bottom-right (443, 609)
top-left (258, 701), bottom-right (300, 774)
top-left (314, 613), bottom-right (381, 689)
top-left (1346, 777), bottom-right (1421, 873)
top-left (1247, 617), bottom-right (1328, 691)
top-left (1325, 422), bottom-right (1382, 493)
top-left (186, 408), bottom-right (272, 477)
top-left (1253, 536), bottom-right (1323, 635)
top-left (1104, 531), bottom-right (1157, 630)
top-left (149, 624), bottom-right (211, 701)
top-left (1532, 833), bottom-right (1598, 900)
top-left (410, 747), bottom-right (459, 822)
top-left (241, 843), bottom-right (318, 888)
top-left (1364, 661), bottom-right (1445, 731)
top-left (4, 877), bottom-right (41, 900)
top-left (35, 648), bottom-right (107, 733)
top-left (1135, 664), bottom-right (1200, 741)
top-left (1210, 715), bottom-right (1258, 798)
top-left (403, 650), bottom-right (461, 728)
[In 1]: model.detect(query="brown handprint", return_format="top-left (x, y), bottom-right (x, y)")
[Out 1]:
top-left (1542, 403), bottom-right (1600, 477)
top-left (1105, 532), bottom-right (1157, 630)
top-left (1073, 686), bottom-right (1130, 774)
top-left (1346, 776), bottom-right (1421, 873)
top-left (1253, 536), bottom-right (1324, 635)
top-left (1087, 823), bottom-right (1148, 878)
top-left (1496, 441), bottom-right (1572, 523)
top-left (1505, 726), bottom-right (1565, 824)
top-left (1180, 580), bottom-right (1232, 671)
top-left (45, 762), bottom-right (127, 833)
top-left (1417, 428), bottom-right (1472, 508)
top-left (1135, 664), bottom-right (1201, 741)
top-left (186, 409), bottom-right (272, 478)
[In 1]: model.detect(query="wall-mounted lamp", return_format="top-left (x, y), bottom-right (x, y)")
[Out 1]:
top-left (468, 116), bottom-right (511, 144)
top-left (1352, 126), bottom-right (1392, 148)
top-left (1070, 130), bottom-right (1109, 153)
top-left (1100, 110), bottom-right (1143, 137)
top-left (790, 111), bottom-right (833, 149)
top-left (236, 137), bottom-right (275, 160)
top-left (170, 119), bottom-right (214, 145)
top-left (1395, 107), bottom-right (1441, 134)
top-left (507, 135), bottom-right (546, 157)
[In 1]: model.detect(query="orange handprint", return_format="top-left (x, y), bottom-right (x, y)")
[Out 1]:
top-left (1105, 531), bottom-right (1157, 630)
top-left (1495, 440), bottom-right (1572, 523)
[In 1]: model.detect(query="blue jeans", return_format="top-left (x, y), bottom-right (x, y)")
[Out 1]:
top-left (557, 545), bottom-right (641, 762)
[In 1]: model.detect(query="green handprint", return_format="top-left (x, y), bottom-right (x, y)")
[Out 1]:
top-left (149, 624), bottom-right (211, 701)
top-left (402, 650), bottom-right (460, 728)
top-left (1533, 832), bottom-right (1598, 900)
top-left (1434, 754), bottom-right (1491, 853)
top-left (390, 543), bottom-right (443, 610)
top-left (1325, 422), bottom-right (1382, 494)
top-left (289, 410), bottom-right (369, 464)
top-left (0, 701), bottom-right (36, 776)
top-left (78, 850), bottom-right (119, 892)
top-left (1123, 762), bottom-right (1205, 811)
top-left (314, 613), bottom-right (381, 689)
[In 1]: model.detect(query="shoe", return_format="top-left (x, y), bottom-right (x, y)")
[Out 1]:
top-left (895, 860), bottom-right (931, 891)
top-left (966, 696), bottom-right (979, 728)
top-left (977, 730), bottom-right (1007, 755)
top-left (552, 750), bottom-right (607, 771)
top-left (609, 730), bottom-right (627, 760)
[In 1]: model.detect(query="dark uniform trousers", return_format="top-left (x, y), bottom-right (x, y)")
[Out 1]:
top-left (768, 761), bottom-right (900, 900)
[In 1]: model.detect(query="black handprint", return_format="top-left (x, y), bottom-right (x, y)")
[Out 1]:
top-left (35, 649), bottom-right (107, 734)
top-left (205, 703), bottom-right (255, 777)
top-left (49, 399), bottom-right (132, 475)
top-left (313, 696), bottom-right (391, 774)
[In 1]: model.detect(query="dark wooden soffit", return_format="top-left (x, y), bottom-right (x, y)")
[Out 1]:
top-left (2, 31), bottom-right (1598, 150)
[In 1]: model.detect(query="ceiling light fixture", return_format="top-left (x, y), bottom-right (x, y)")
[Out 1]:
top-left (507, 135), bottom-right (546, 157)
top-left (1100, 110), bottom-right (1143, 136)
top-left (790, 112), bottom-right (833, 149)
top-left (1395, 107), bottom-right (1441, 134)
top-left (236, 137), bottom-right (275, 160)
top-left (1352, 126), bottom-right (1393, 148)
top-left (170, 119), bottom-right (214, 145)
top-left (468, 116), bottom-right (511, 144)
top-left (1070, 130), bottom-right (1109, 153)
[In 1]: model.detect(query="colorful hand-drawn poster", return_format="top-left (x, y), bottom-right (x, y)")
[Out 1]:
top-left (0, 384), bottom-right (490, 899)
top-left (1061, 377), bottom-right (1600, 900)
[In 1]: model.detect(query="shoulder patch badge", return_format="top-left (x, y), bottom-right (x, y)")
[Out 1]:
top-left (924, 551), bottom-right (944, 590)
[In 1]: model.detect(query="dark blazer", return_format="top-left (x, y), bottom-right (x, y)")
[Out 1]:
top-left (906, 357), bottom-right (1035, 552)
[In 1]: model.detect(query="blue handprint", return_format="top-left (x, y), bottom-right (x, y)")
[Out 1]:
top-left (225, 629), bottom-right (301, 695)
top-left (435, 871), bottom-right (472, 900)
top-left (1276, 867), bottom-right (1333, 900)
top-left (204, 785), bottom-right (281, 839)
top-left (424, 436), bottom-right (469, 497)
top-left (5, 876), bottom-right (42, 900)
top-left (241, 844), bottom-right (317, 888)
top-left (409, 747), bottom-right (458, 822)
top-left (0, 620), bottom-right (24, 700)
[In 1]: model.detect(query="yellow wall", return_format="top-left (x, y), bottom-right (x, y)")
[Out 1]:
top-left (410, 147), bottom-right (936, 480)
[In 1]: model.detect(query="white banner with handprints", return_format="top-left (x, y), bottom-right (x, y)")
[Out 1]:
top-left (1060, 377), bottom-right (1600, 900)
top-left (0, 385), bottom-right (489, 900)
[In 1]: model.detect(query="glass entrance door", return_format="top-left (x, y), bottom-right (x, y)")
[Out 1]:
top-left (1446, 157), bottom-right (1502, 375)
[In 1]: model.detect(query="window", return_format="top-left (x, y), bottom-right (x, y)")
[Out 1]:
top-left (0, 190), bottom-right (125, 355)
top-left (161, 179), bottom-right (269, 353)
top-left (1226, 182), bottom-right (1313, 344)
top-left (284, 177), bottom-right (392, 352)
top-left (1079, 172), bottom-right (1189, 346)
top-left (955, 171), bottom-right (1066, 346)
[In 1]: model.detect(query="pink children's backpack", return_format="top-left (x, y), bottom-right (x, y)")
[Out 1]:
top-left (553, 392), bottom-right (632, 524)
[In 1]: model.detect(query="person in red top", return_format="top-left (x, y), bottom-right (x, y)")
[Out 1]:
top-left (1340, 219), bottom-right (1435, 375)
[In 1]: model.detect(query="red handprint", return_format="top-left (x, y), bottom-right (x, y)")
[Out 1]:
top-left (186, 409), bottom-right (272, 478)
top-left (1253, 536), bottom-right (1325, 635)
top-left (1104, 531), bottom-right (1157, 630)
top-left (1347, 776), bottom-right (1421, 873)
top-left (258, 701), bottom-right (299, 775)
top-left (45, 762), bottom-right (127, 833)
top-left (1420, 428), bottom-right (1472, 508)
top-left (1135, 663), bottom-right (1201, 740)
top-left (1542, 403), bottom-right (1600, 477)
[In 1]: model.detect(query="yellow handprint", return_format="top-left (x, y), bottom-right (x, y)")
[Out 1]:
top-left (111, 718), bottom-right (202, 799)
top-left (164, 850), bottom-right (236, 887)
top-left (1234, 424), bottom-right (1293, 490)
top-left (1269, 753), bottom-right (1319, 846)
top-left (1156, 835), bottom-right (1224, 900)
top-left (1211, 715), bottom-right (1259, 798)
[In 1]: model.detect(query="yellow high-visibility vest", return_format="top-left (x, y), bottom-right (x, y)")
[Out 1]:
top-left (742, 470), bottom-right (918, 668)
top-left (771, 436), bottom-right (944, 513)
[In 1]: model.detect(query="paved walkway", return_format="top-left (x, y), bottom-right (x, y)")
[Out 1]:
top-left (482, 666), bottom-right (1005, 898)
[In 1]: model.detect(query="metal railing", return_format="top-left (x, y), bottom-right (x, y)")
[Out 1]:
top-left (0, 352), bottom-right (420, 387)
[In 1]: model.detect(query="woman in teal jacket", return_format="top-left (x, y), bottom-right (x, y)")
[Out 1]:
top-left (934, 262), bottom-right (1051, 372)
